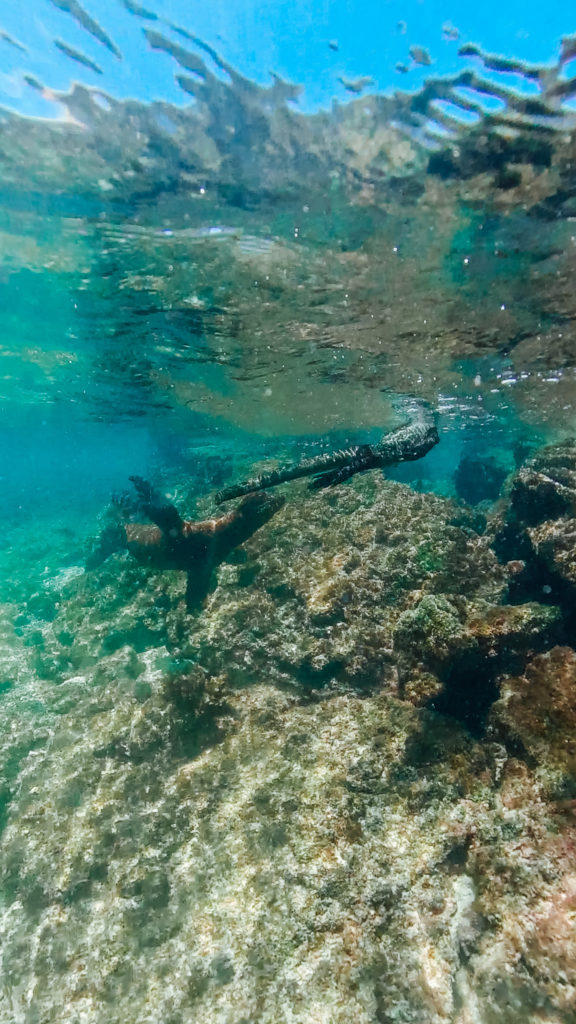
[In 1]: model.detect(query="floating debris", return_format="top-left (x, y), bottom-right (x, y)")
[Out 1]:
top-left (144, 28), bottom-right (209, 79)
top-left (0, 29), bottom-right (27, 53)
top-left (120, 0), bottom-right (158, 20)
top-left (328, 39), bottom-right (339, 52)
top-left (458, 42), bottom-right (541, 79)
top-left (560, 34), bottom-right (576, 64)
top-left (23, 73), bottom-right (45, 91)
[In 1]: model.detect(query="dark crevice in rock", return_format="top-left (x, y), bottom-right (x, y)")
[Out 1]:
top-left (429, 657), bottom-right (502, 735)
top-left (395, 595), bottom-right (562, 735)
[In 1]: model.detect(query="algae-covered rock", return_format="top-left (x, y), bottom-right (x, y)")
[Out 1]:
top-left (393, 594), bottom-right (560, 727)
top-left (508, 440), bottom-right (576, 526)
top-left (0, 471), bottom-right (574, 1024)
top-left (489, 646), bottom-right (576, 797)
top-left (528, 516), bottom-right (576, 588)
top-left (393, 594), bottom-right (478, 671)
top-left (495, 441), bottom-right (576, 634)
top-left (181, 479), bottom-right (506, 694)
top-left (0, 670), bottom-right (574, 1024)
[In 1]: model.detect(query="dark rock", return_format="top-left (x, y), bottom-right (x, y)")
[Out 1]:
top-left (495, 442), bottom-right (576, 630)
top-left (394, 595), bottom-right (561, 730)
top-left (454, 455), bottom-right (508, 505)
top-left (508, 441), bottom-right (576, 526)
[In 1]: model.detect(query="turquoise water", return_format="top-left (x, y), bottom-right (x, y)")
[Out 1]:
top-left (1, 6), bottom-right (576, 1023)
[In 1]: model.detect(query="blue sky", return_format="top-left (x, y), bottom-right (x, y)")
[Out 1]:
top-left (0, 0), bottom-right (573, 118)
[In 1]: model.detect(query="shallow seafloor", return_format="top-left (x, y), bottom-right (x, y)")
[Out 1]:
top-left (1, 454), bottom-right (576, 1024)
top-left (1, 19), bottom-right (576, 1024)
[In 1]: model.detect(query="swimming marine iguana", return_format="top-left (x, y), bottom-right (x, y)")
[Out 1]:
top-left (216, 396), bottom-right (439, 503)
top-left (88, 477), bottom-right (284, 611)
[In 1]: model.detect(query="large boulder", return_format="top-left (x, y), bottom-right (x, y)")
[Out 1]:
top-left (496, 441), bottom-right (576, 621)
top-left (393, 594), bottom-right (561, 728)
top-left (508, 441), bottom-right (576, 526)
top-left (178, 479), bottom-right (506, 695)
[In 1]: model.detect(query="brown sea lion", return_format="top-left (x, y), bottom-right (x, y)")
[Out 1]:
top-left (89, 478), bottom-right (284, 610)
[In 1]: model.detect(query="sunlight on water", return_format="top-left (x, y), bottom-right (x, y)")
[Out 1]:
top-left (0, 4), bottom-right (575, 1023)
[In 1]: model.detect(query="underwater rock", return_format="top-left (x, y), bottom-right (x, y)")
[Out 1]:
top-left (454, 454), bottom-right (508, 505)
top-left (161, 664), bottom-right (233, 757)
top-left (394, 594), bottom-right (477, 673)
top-left (91, 663), bottom-right (231, 764)
top-left (184, 478), bottom-right (506, 694)
top-left (464, 773), bottom-right (576, 1024)
top-left (489, 646), bottom-right (576, 797)
top-left (393, 594), bottom-right (561, 728)
top-left (496, 441), bottom-right (576, 620)
top-left (528, 516), bottom-right (576, 588)
top-left (1, 663), bottom-right (574, 1023)
top-left (2, 471), bottom-right (576, 1021)
top-left (508, 440), bottom-right (576, 526)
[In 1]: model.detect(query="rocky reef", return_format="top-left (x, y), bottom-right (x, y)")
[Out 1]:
top-left (2, 13), bottom-right (576, 1017)
top-left (496, 439), bottom-right (576, 619)
top-left (0, 441), bottom-right (575, 1023)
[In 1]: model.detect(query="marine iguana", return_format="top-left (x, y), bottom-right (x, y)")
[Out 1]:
top-left (216, 396), bottom-right (439, 503)
top-left (88, 477), bottom-right (284, 610)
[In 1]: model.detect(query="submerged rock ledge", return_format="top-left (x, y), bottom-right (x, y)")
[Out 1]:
top-left (0, 448), bottom-right (575, 1023)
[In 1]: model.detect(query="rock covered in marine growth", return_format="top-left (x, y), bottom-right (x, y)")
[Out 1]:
top-left (497, 439), bottom-right (576, 614)
top-left (528, 516), bottom-right (576, 588)
top-left (393, 594), bottom-right (560, 726)
top-left (509, 440), bottom-right (576, 525)
top-left (180, 478), bottom-right (506, 696)
top-left (0, 471), bottom-right (575, 1024)
top-left (489, 646), bottom-right (576, 797)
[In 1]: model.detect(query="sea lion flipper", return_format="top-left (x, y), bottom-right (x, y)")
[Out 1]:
top-left (146, 502), bottom-right (185, 536)
top-left (129, 476), bottom-right (184, 536)
top-left (129, 475), bottom-right (154, 504)
top-left (185, 566), bottom-right (214, 612)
